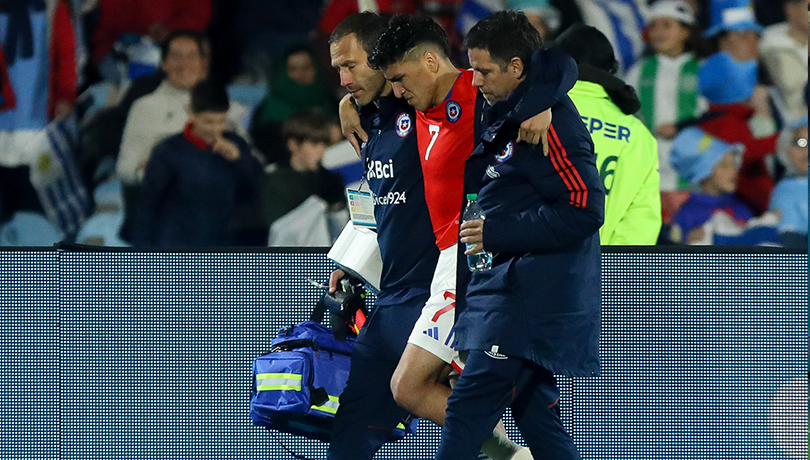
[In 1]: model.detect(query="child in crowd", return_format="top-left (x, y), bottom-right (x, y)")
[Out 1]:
top-left (259, 110), bottom-right (346, 245)
top-left (769, 117), bottom-right (808, 248)
top-left (626, 0), bottom-right (705, 191)
top-left (697, 50), bottom-right (779, 216)
top-left (669, 127), bottom-right (780, 245)
top-left (705, 0), bottom-right (774, 136)
top-left (132, 80), bottom-right (262, 247)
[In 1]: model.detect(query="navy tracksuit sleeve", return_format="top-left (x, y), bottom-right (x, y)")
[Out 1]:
top-left (513, 48), bottom-right (578, 119)
top-left (482, 153), bottom-right (604, 254)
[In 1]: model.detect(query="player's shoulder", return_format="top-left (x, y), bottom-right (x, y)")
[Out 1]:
top-left (454, 69), bottom-right (478, 100)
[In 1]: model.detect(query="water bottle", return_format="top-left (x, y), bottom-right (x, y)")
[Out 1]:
top-left (463, 193), bottom-right (493, 272)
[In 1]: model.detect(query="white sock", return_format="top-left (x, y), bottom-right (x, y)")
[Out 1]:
top-left (480, 428), bottom-right (533, 460)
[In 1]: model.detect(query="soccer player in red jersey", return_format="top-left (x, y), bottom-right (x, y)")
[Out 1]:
top-left (366, 13), bottom-right (487, 425)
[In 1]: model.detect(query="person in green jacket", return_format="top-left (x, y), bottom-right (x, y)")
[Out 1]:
top-left (250, 44), bottom-right (339, 165)
top-left (555, 24), bottom-right (662, 245)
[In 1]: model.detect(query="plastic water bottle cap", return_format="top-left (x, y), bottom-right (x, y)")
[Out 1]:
top-left (466, 193), bottom-right (477, 200)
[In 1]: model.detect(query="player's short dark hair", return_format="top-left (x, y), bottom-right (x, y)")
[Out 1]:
top-left (368, 13), bottom-right (451, 70)
top-left (329, 12), bottom-right (389, 55)
top-left (160, 29), bottom-right (209, 61)
top-left (282, 110), bottom-right (332, 145)
top-left (464, 10), bottom-right (542, 74)
top-left (190, 79), bottom-right (230, 113)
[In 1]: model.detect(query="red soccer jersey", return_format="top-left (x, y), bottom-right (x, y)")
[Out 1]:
top-left (416, 70), bottom-right (478, 250)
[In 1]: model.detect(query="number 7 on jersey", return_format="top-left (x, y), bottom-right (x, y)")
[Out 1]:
top-left (425, 124), bottom-right (440, 160)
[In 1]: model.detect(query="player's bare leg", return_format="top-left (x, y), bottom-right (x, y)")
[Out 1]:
top-left (391, 343), bottom-right (453, 425)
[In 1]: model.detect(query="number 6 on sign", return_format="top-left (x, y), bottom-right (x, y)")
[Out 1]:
top-left (425, 124), bottom-right (440, 160)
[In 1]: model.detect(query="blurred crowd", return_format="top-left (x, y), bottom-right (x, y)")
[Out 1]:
top-left (0, 0), bottom-right (806, 248)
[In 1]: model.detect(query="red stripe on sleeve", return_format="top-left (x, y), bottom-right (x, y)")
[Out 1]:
top-left (546, 129), bottom-right (582, 207)
top-left (549, 125), bottom-right (588, 208)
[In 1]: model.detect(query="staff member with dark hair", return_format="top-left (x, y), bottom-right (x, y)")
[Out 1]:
top-left (440, 11), bottom-right (604, 460)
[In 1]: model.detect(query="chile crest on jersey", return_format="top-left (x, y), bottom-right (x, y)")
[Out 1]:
top-left (396, 112), bottom-right (412, 137)
top-left (446, 100), bottom-right (461, 123)
top-left (495, 141), bottom-right (514, 163)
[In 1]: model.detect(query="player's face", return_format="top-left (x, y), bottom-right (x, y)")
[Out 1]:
top-left (383, 58), bottom-right (436, 112)
top-left (468, 48), bottom-right (523, 105)
top-left (330, 34), bottom-right (388, 107)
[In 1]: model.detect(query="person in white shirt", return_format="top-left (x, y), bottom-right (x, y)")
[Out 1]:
top-left (117, 30), bottom-right (246, 184)
top-left (759, 0), bottom-right (808, 123)
top-left (626, 0), bottom-right (707, 191)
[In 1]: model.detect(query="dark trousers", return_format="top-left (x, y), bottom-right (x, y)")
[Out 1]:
top-left (327, 293), bottom-right (428, 460)
top-left (436, 350), bottom-right (581, 460)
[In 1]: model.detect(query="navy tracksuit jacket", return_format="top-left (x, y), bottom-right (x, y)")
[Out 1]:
top-left (436, 47), bottom-right (604, 460)
top-left (458, 47), bottom-right (605, 377)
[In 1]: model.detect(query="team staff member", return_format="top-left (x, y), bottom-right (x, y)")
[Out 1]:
top-left (326, 13), bottom-right (439, 460)
top-left (556, 24), bottom-right (662, 245)
top-left (442, 11), bottom-right (604, 460)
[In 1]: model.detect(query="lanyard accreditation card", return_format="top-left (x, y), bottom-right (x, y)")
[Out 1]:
top-left (346, 188), bottom-right (376, 228)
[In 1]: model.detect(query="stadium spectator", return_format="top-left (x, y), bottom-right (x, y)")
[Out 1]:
top-left (90, 0), bottom-right (211, 65)
top-left (0, 0), bottom-right (91, 238)
top-left (259, 111), bottom-right (346, 244)
top-left (0, 0), bottom-right (77, 130)
top-left (697, 51), bottom-right (778, 216)
top-left (131, 80), bottom-right (261, 247)
top-left (706, 0), bottom-right (761, 61)
top-left (626, 0), bottom-right (706, 191)
top-left (669, 127), bottom-right (780, 245)
top-left (78, 35), bottom-right (212, 190)
top-left (706, 0), bottom-right (774, 135)
top-left (759, 0), bottom-right (808, 123)
top-left (769, 117), bottom-right (808, 248)
top-left (116, 31), bottom-right (209, 184)
top-left (250, 45), bottom-right (339, 165)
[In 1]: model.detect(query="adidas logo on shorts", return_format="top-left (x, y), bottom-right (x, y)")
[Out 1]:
top-left (423, 327), bottom-right (440, 340)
